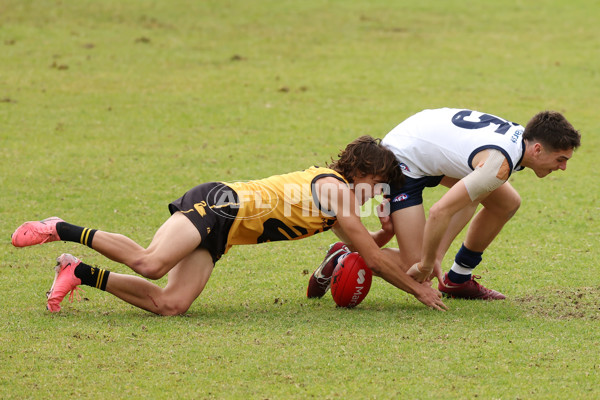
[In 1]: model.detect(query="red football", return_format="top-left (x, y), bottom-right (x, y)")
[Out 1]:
top-left (330, 252), bottom-right (372, 308)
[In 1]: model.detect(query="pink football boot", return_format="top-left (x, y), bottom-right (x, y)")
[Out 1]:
top-left (11, 217), bottom-right (64, 247)
top-left (46, 254), bottom-right (83, 312)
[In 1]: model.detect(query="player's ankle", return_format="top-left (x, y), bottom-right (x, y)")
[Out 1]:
top-left (447, 269), bottom-right (471, 284)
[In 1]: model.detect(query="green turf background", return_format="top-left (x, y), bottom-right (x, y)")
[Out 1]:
top-left (1, 1), bottom-right (599, 398)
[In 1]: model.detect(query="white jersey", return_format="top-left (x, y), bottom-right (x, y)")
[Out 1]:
top-left (382, 108), bottom-right (526, 180)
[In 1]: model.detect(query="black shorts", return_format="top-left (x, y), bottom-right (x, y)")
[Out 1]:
top-left (386, 175), bottom-right (444, 213)
top-left (168, 182), bottom-right (239, 264)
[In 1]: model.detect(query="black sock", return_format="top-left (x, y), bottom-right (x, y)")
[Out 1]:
top-left (56, 222), bottom-right (97, 248)
top-left (74, 262), bottom-right (111, 291)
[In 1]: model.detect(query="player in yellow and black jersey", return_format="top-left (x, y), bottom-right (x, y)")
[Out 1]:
top-left (12, 136), bottom-right (448, 315)
top-left (169, 166), bottom-right (346, 263)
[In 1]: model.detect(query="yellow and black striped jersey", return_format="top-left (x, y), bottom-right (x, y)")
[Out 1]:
top-left (224, 166), bottom-right (347, 251)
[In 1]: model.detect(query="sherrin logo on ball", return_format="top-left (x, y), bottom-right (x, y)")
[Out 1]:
top-left (356, 269), bottom-right (366, 284)
top-left (330, 252), bottom-right (372, 308)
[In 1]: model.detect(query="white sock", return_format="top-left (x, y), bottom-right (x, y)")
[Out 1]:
top-left (450, 262), bottom-right (472, 276)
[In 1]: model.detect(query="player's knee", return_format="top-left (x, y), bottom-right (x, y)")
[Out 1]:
top-left (428, 202), bottom-right (451, 222)
top-left (157, 298), bottom-right (191, 316)
top-left (131, 255), bottom-right (170, 280)
top-left (505, 192), bottom-right (521, 218)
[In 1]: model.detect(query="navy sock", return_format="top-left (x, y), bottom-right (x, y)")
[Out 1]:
top-left (447, 244), bottom-right (483, 284)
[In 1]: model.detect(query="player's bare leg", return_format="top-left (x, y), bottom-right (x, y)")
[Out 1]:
top-left (391, 189), bottom-right (477, 275)
top-left (391, 204), bottom-right (426, 269)
top-left (433, 201), bottom-right (479, 280)
top-left (432, 177), bottom-right (482, 276)
top-left (463, 182), bottom-right (521, 252)
top-left (89, 212), bottom-right (202, 279)
top-left (439, 183), bottom-right (519, 300)
top-left (105, 248), bottom-right (214, 315)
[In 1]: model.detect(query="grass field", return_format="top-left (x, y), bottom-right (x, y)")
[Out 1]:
top-left (1, 0), bottom-right (599, 398)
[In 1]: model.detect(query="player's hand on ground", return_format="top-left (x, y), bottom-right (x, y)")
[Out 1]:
top-left (414, 283), bottom-right (448, 311)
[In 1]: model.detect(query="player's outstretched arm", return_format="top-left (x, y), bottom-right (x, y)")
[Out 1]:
top-left (317, 178), bottom-right (447, 310)
top-left (336, 212), bottom-right (447, 311)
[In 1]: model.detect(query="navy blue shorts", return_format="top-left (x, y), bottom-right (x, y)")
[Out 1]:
top-left (386, 175), bottom-right (444, 212)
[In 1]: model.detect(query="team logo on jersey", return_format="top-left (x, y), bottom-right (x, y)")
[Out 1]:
top-left (392, 193), bottom-right (409, 202)
top-left (399, 163), bottom-right (410, 172)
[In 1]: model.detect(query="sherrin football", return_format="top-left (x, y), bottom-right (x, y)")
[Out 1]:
top-left (330, 252), bottom-right (372, 308)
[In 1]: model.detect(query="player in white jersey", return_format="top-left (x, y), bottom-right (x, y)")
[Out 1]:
top-left (384, 108), bottom-right (526, 180)
top-left (307, 108), bottom-right (580, 302)
top-left (379, 108), bottom-right (581, 299)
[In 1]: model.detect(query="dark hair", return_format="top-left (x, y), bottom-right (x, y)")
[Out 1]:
top-left (328, 135), bottom-right (404, 187)
top-left (523, 111), bottom-right (581, 151)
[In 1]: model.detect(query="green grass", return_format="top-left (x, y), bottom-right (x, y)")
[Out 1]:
top-left (1, 0), bottom-right (599, 398)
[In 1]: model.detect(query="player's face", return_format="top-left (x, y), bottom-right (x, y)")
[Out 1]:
top-left (352, 174), bottom-right (385, 205)
top-left (533, 145), bottom-right (573, 178)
